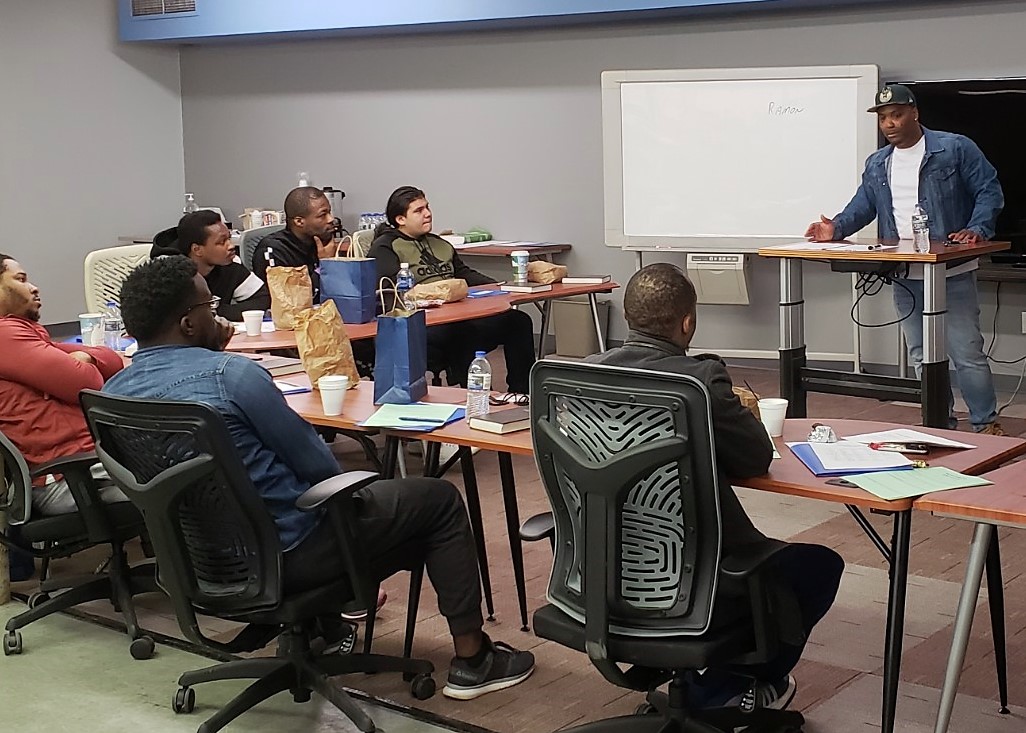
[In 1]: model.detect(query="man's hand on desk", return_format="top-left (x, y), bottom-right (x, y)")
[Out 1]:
top-left (804, 215), bottom-right (836, 242)
top-left (948, 229), bottom-right (981, 245)
top-left (315, 235), bottom-right (339, 260)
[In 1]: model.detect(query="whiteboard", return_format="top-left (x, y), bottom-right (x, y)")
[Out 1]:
top-left (603, 65), bottom-right (880, 251)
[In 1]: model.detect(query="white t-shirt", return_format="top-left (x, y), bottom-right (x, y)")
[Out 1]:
top-left (888, 136), bottom-right (975, 279)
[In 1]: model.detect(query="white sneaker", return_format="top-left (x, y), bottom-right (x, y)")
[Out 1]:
top-left (438, 442), bottom-right (480, 464)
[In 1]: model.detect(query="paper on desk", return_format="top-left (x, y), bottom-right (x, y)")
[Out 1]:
top-left (452, 242), bottom-right (492, 249)
top-left (809, 442), bottom-right (913, 471)
top-left (360, 403), bottom-right (461, 429)
top-left (844, 428), bottom-right (975, 450)
top-left (275, 381), bottom-right (310, 395)
top-left (764, 241), bottom-right (897, 252)
top-left (845, 467), bottom-right (992, 501)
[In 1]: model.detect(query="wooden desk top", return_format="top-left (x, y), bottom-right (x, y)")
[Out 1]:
top-left (738, 419), bottom-right (1026, 512)
top-left (757, 239), bottom-right (1010, 263)
top-left (227, 281), bottom-right (618, 353)
top-left (914, 460), bottom-right (1026, 526)
top-left (458, 243), bottom-right (571, 257)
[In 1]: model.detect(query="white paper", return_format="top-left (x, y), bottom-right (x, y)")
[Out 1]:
top-left (452, 242), bottom-right (492, 249)
top-left (808, 442), bottom-right (913, 471)
top-left (844, 428), bottom-right (975, 450)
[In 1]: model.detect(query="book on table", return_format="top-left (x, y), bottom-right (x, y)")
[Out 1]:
top-left (561, 275), bottom-right (611, 284)
top-left (500, 283), bottom-right (552, 294)
top-left (468, 407), bottom-right (531, 434)
top-left (240, 353), bottom-right (305, 377)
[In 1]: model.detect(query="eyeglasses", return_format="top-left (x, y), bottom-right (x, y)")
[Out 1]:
top-left (489, 392), bottom-right (530, 407)
top-left (181, 295), bottom-right (220, 318)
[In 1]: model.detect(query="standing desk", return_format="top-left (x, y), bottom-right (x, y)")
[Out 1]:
top-left (913, 460), bottom-right (1026, 733)
top-left (738, 418), bottom-right (1025, 733)
top-left (758, 239), bottom-right (1009, 430)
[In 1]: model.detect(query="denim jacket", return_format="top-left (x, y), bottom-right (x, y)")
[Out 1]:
top-left (833, 126), bottom-right (1003, 242)
top-left (103, 345), bottom-right (339, 550)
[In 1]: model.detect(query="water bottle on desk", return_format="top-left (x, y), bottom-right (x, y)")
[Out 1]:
top-left (102, 301), bottom-right (123, 350)
top-left (465, 351), bottom-right (492, 419)
top-left (396, 262), bottom-right (415, 310)
top-left (912, 204), bottom-right (930, 253)
top-left (183, 193), bottom-right (199, 214)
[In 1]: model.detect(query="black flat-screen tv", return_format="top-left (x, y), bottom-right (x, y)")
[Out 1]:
top-left (898, 78), bottom-right (1026, 262)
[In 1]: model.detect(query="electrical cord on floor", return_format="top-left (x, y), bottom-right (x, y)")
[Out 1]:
top-left (979, 280), bottom-right (1026, 414)
top-left (850, 272), bottom-right (915, 328)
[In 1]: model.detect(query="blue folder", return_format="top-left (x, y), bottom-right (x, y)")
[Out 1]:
top-left (788, 442), bottom-right (915, 478)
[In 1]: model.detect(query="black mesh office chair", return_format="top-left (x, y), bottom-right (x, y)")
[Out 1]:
top-left (529, 361), bottom-right (805, 733)
top-left (0, 430), bottom-right (157, 658)
top-left (80, 391), bottom-right (434, 733)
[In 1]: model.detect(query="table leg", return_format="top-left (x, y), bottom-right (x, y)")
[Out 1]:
top-left (934, 522), bottom-right (993, 733)
top-left (537, 300), bottom-right (553, 359)
top-left (457, 448), bottom-right (495, 621)
top-left (984, 530), bottom-right (1009, 714)
top-left (779, 258), bottom-right (806, 418)
top-left (882, 509), bottom-right (912, 733)
top-left (921, 263), bottom-right (950, 429)
top-left (497, 452), bottom-right (529, 631)
top-left (588, 293), bottom-right (607, 353)
top-left (382, 436), bottom-right (401, 479)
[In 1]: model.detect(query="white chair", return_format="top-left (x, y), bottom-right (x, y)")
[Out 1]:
top-left (240, 224), bottom-right (285, 271)
top-left (83, 244), bottom-right (151, 312)
top-left (349, 229), bottom-right (375, 258)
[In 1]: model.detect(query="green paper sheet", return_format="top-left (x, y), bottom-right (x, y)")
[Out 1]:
top-left (845, 467), bottom-right (992, 501)
top-left (361, 403), bottom-right (460, 428)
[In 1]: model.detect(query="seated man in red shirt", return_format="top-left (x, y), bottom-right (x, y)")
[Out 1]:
top-left (0, 253), bottom-right (127, 516)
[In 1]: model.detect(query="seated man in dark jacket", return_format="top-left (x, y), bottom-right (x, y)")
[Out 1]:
top-left (368, 186), bottom-right (534, 394)
top-left (587, 263), bottom-right (844, 711)
top-left (151, 210), bottom-right (270, 321)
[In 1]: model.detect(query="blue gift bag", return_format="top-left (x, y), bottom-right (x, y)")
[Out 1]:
top-left (319, 256), bottom-right (378, 324)
top-left (373, 308), bottom-right (428, 404)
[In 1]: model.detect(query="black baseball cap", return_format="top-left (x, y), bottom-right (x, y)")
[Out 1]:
top-left (867, 84), bottom-right (917, 112)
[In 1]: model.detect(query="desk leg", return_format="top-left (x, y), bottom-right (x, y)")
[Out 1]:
top-left (984, 531), bottom-right (1010, 714)
top-left (588, 293), bottom-right (607, 353)
top-left (382, 436), bottom-right (401, 479)
top-left (537, 300), bottom-right (553, 359)
top-left (457, 448), bottom-right (495, 622)
top-left (882, 509), bottom-right (912, 733)
top-left (497, 452), bottom-right (529, 631)
top-left (922, 263), bottom-right (950, 429)
top-left (779, 259), bottom-right (806, 418)
top-left (934, 522), bottom-right (993, 733)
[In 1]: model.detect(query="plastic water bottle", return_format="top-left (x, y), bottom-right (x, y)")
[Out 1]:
top-left (183, 193), bottom-right (199, 214)
top-left (465, 351), bottom-right (492, 418)
top-left (396, 262), bottom-right (415, 309)
top-left (102, 301), bottom-right (123, 350)
top-left (912, 204), bottom-right (930, 253)
top-left (297, 171), bottom-right (310, 187)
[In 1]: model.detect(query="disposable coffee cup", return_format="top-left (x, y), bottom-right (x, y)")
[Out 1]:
top-left (757, 398), bottom-right (789, 438)
top-left (511, 250), bottom-right (529, 285)
top-left (318, 375), bottom-right (350, 416)
top-left (78, 313), bottom-right (104, 346)
top-left (242, 310), bottom-right (264, 337)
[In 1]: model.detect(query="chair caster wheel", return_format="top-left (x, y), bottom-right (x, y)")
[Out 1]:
top-left (27, 592), bottom-right (51, 609)
top-left (3, 630), bottom-right (23, 655)
top-left (410, 673), bottom-right (436, 700)
top-left (635, 703), bottom-right (657, 715)
top-left (172, 686), bottom-right (195, 713)
top-left (130, 635), bottom-right (155, 660)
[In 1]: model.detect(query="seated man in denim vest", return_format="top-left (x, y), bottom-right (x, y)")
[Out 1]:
top-left (104, 256), bottom-right (534, 700)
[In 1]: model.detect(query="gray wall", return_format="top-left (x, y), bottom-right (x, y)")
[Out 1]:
top-left (180, 1), bottom-right (1026, 373)
top-left (0, 0), bottom-right (185, 324)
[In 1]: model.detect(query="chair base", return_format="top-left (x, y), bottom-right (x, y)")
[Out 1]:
top-left (177, 625), bottom-right (435, 733)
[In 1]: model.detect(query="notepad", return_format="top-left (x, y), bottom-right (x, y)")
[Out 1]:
top-left (360, 403), bottom-right (463, 430)
top-left (844, 467), bottom-right (992, 501)
top-left (275, 381), bottom-right (310, 395)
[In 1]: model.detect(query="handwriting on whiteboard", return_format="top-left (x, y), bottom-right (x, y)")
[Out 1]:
top-left (768, 101), bottom-right (804, 116)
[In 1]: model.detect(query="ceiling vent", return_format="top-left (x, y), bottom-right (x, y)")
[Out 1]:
top-left (131, 0), bottom-right (196, 17)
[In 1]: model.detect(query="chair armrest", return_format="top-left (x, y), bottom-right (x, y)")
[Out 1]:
top-left (719, 539), bottom-right (790, 580)
top-left (29, 451), bottom-right (99, 479)
top-left (519, 512), bottom-right (555, 543)
top-left (296, 471), bottom-right (379, 512)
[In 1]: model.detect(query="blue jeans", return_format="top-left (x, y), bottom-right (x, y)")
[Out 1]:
top-left (891, 272), bottom-right (997, 430)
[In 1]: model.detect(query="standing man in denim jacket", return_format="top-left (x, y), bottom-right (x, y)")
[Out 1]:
top-left (805, 84), bottom-right (1005, 434)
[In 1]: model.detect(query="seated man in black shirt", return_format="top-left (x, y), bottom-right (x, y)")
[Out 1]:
top-left (368, 186), bottom-right (535, 394)
top-left (251, 187), bottom-right (339, 301)
top-left (151, 210), bottom-right (270, 321)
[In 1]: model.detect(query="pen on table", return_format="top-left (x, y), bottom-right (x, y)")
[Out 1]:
top-left (397, 416), bottom-right (448, 424)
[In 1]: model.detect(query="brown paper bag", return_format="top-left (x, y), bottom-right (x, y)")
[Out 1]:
top-left (528, 260), bottom-right (568, 284)
top-left (407, 278), bottom-right (469, 303)
top-left (733, 385), bottom-right (761, 419)
top-left (294, 300), bottom-right (360, 390)
top-left (267, 266), bottom-right (313, 330)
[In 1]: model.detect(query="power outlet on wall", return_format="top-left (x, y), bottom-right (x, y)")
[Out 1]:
top-left (1022, 311), bottom-right (1026, 334)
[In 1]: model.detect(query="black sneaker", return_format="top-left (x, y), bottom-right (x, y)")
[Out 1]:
top-left (443, 636), bottom-right (535, 700)
top-left (315, 617), bottom-right (358, 655)
top-left (725, 674), bottom-right (797, 712)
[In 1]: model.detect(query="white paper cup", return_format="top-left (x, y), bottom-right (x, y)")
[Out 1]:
top-left (242, 310), bottom-right (264, 337)
top-left (78, 313), bottom-right (104, 346)
top-left (318, 375), bottom-right (350, 416)
top-left (757, 398), bottom-right (789, 437)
